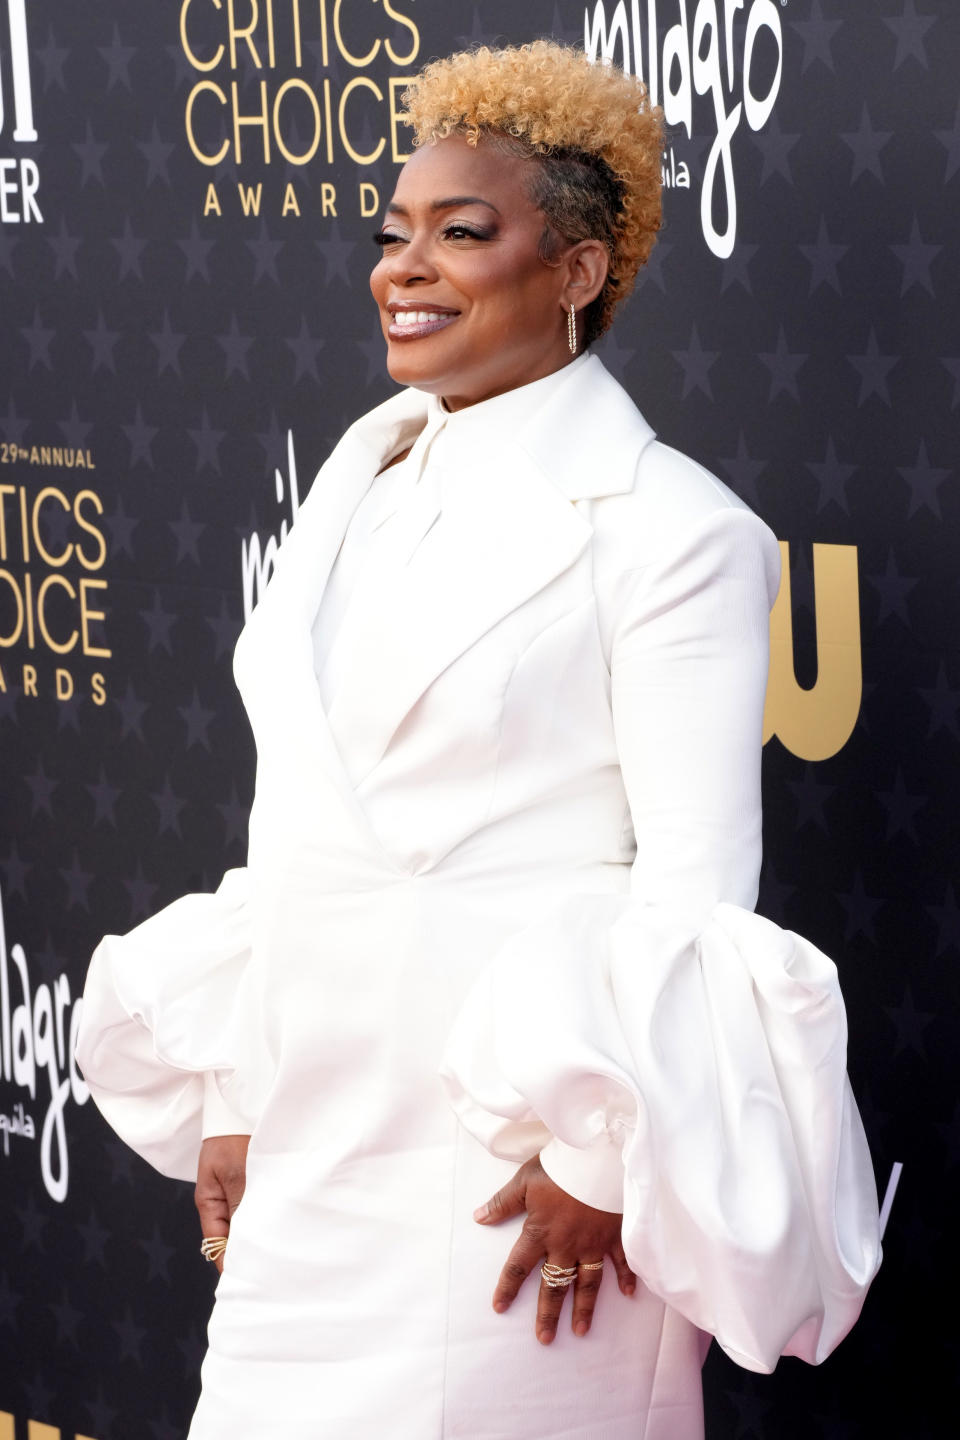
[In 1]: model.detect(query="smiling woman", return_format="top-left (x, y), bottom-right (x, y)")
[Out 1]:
top-left (77, 38), bottom-right (880, 1440)
top-left (369, 134), bottom-right (612, 409)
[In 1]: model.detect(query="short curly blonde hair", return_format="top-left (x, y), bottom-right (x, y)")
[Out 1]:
top-left (400, 40), bottom-right (663, 343)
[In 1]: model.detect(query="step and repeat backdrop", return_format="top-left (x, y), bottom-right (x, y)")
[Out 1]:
top-left (1, 2), bottom-right (957, 1437)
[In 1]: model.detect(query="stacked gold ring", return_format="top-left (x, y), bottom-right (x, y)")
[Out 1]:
top-left (200, 1236), bottom-right (228, 1264)
top-left (540, 1262), bottom-right (578, 1289)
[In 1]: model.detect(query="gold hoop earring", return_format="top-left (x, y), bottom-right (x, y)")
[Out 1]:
top-left (567, 304), bottom-right (577, 355)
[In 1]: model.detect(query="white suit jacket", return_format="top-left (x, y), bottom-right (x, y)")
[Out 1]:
top-left (77, 355), bottom-right (881, 1378)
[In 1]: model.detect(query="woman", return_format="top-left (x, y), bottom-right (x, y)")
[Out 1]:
top-left (77, 41), bottom-right (881, 1440)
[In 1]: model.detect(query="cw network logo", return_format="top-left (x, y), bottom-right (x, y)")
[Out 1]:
top-left (0, 0), bottom-right (42, 224)
top-left (0, 1414), bottom-right (98, 1440)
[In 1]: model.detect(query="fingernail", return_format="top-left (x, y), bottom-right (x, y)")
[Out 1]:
top-left (473, 1204), bottom-right (490, 1222)
top-left (624, 1283), bottom-right (636, 1296)
top-left (574, 1321), bottom-right (588, 1337)
top-left (493, 1300), bottom-right (508, 1313)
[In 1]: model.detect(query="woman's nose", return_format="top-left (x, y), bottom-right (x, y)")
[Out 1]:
top-left (386, 235), bottom-right (438, 285)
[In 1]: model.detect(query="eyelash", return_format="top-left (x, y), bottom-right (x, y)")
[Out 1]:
top-left (372, 223), bottom-right (491, 247)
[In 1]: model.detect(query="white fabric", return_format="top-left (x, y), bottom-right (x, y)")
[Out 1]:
top-left (75, 355), bottom-right (880, 1439)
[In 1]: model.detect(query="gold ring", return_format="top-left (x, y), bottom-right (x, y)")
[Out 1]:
top-left (578, 1260), bottom-right (604, 1271)
top-left (541, 1262), bottom-right (577, 1289)
top-left (200, 1236), bottom-right (228, 1263)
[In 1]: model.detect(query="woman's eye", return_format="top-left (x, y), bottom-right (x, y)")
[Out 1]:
top-left (372, 230), bottom-right (405, 248)
top-left (444, 224), bottom-right (486, 241)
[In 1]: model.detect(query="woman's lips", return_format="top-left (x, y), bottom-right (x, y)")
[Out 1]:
top-left (387, 310), bottom-right (460, 340)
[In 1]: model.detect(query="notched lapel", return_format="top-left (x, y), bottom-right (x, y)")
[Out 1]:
top-left (234, 387), bottom-right (428, 729)
top-left (236, 357), bottom-right (655, 792)
top-left (326, 439), bottom-right (594, 786)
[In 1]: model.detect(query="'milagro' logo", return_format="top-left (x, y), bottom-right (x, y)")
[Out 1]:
top-left (584, 0), bottom-right (784, 258)
top-left (0, 889), bottom-right (89, 1202)
top-left (241, 428), bottom-right (301, 620)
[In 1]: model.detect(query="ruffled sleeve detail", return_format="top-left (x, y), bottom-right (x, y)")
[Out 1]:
top-left (439, 896), bottom-right (881, 1373)
top-left (75, 869), bottom-right (263, 1183)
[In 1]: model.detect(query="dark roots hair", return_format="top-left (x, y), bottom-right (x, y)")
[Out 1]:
top-left (401, 41), bottom-right (664, 345)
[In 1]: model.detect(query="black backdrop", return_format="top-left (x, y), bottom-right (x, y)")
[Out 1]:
top-left (1, 3), bottom-right (958, 1436)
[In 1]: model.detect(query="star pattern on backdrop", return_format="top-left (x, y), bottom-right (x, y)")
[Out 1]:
top-left (20, 307), bottom-right (56, 370)
top-left (123, 402), bottom-right (159, 467)
top-left (884, 984), bottom-right (935, 1059)
top-left (170, 500), bottom-right (205, 564)
top-left (671, 323), bottom-right (719, 400)
top-left (806, 438), bottom-right (856, 515)
top-left (865, 550), bottom-right (918, 627)
top-left (790, 0), bottom-right (843, 74)
top-left (149, 309), bottom-right (186, 375)
top-left (98, 22), bottom-right (136, 90)
top-left (847, 329), bottom-right (899, 405)
top-left (188, 407), bottom-right (227, 473)
top-left (898, 440), bottom-right (951, 518)
top-left (890, 215), bottom-right (941, 296)
top-left (217, 315), bottom-right (254, 379)
top-left (72, 120), bottom-right (107, 186)
top-left (919, 664), bottom-right (960, 739)
top-left (139, 120), bottom-right (175, 187)
top-left (111, 217), bottom-right (148, 280)
top-left (837, 870), bottom-right (884, 943)
top-left (316, 221), bottom-right (356, 286)
top-left (0, 841), bottom-right (30, 900)
top-left (84, 309), bottom-right (121, 372)
top-left (47, 217), bottom-right (82, 279)
top-left (179, 688), bottom-right (216, 750)
top-left (883, 0), bottom-right (936, 71)
top-left (285, 317), bottom-right (326, 382)
top-left (841, 104), bottom-right (893, 183)
top-left (179, 218), bottom-right (216, 282)
top-left (935, 99), bottom-right (960, 182)
top-left (800, 217), bottom-right (849, 294)
top-left (878, 768), bottom-right (926, 843)
top-left (759, 327), bottom-right (808, 402)
top-left (36, 27), bottom-right (69, 90)
top-left (927, 883), bottom-right (960, 958)
top-left (786, 764), bottom-right (835, 832)
top-left (140, 591), bottom-right (178, 654)
top-left (87, 766), bottom-right (121, 827)
top-left (752, 113), bottom-right (801, 186)
top-left (151, 778), bottom-right (187, 838)
top-left (718, 240), bottom-right (757, 296)
top-left (246, 220), bottom-right (285, 284)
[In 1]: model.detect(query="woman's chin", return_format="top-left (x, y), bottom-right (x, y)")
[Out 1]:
top-left (384, 347), bottom-right (448, 394)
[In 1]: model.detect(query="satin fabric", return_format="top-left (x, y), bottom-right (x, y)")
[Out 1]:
top-left (76, 356), bottom-right (880, 1438)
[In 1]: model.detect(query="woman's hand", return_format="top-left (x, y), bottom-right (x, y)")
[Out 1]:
top-left (474, 1155), bottom-right (636, 1344)
top-left (195, 1134), bottom-right (250, 1274)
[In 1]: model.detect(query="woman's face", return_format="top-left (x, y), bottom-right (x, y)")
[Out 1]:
top-left (369, 134), bottom-right (577, 411)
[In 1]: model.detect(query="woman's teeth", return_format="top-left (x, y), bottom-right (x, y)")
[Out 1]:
top-left (395, 311), bottom-right (449, 326)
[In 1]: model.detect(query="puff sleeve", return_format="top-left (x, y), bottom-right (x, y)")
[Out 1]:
top-left (74, 868), bottom-right (262, 1182)
top-left (439, 498), bottom-right (881, 1373)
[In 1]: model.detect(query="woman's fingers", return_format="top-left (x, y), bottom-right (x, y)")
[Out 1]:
top-left (570, 1258), bottom-right (605, 1336)
top-left (474, 1169), bottom-right (526, 1225)
top-left (491, 1220), bottom-right (544, 1313)
top-left (536, 1257), bottom-right (578, 1345)
top-left (609, 1238), bottom-right (637, 1296)
top-left (195, 1135), bottom-right (250, 1275)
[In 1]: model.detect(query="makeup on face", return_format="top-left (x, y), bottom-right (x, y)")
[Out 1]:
top-left (368, 136), bottom-right (574, 409)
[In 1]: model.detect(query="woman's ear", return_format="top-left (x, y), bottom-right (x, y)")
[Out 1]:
top-left (563, 239), bottom-right (609, 310)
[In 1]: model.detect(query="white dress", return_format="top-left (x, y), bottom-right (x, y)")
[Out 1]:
top-left (76, 356), bottom-right (881, 1440)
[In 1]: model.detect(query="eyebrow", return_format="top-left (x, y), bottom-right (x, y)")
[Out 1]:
top-left (386, 196), bottom-right (501, 216)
